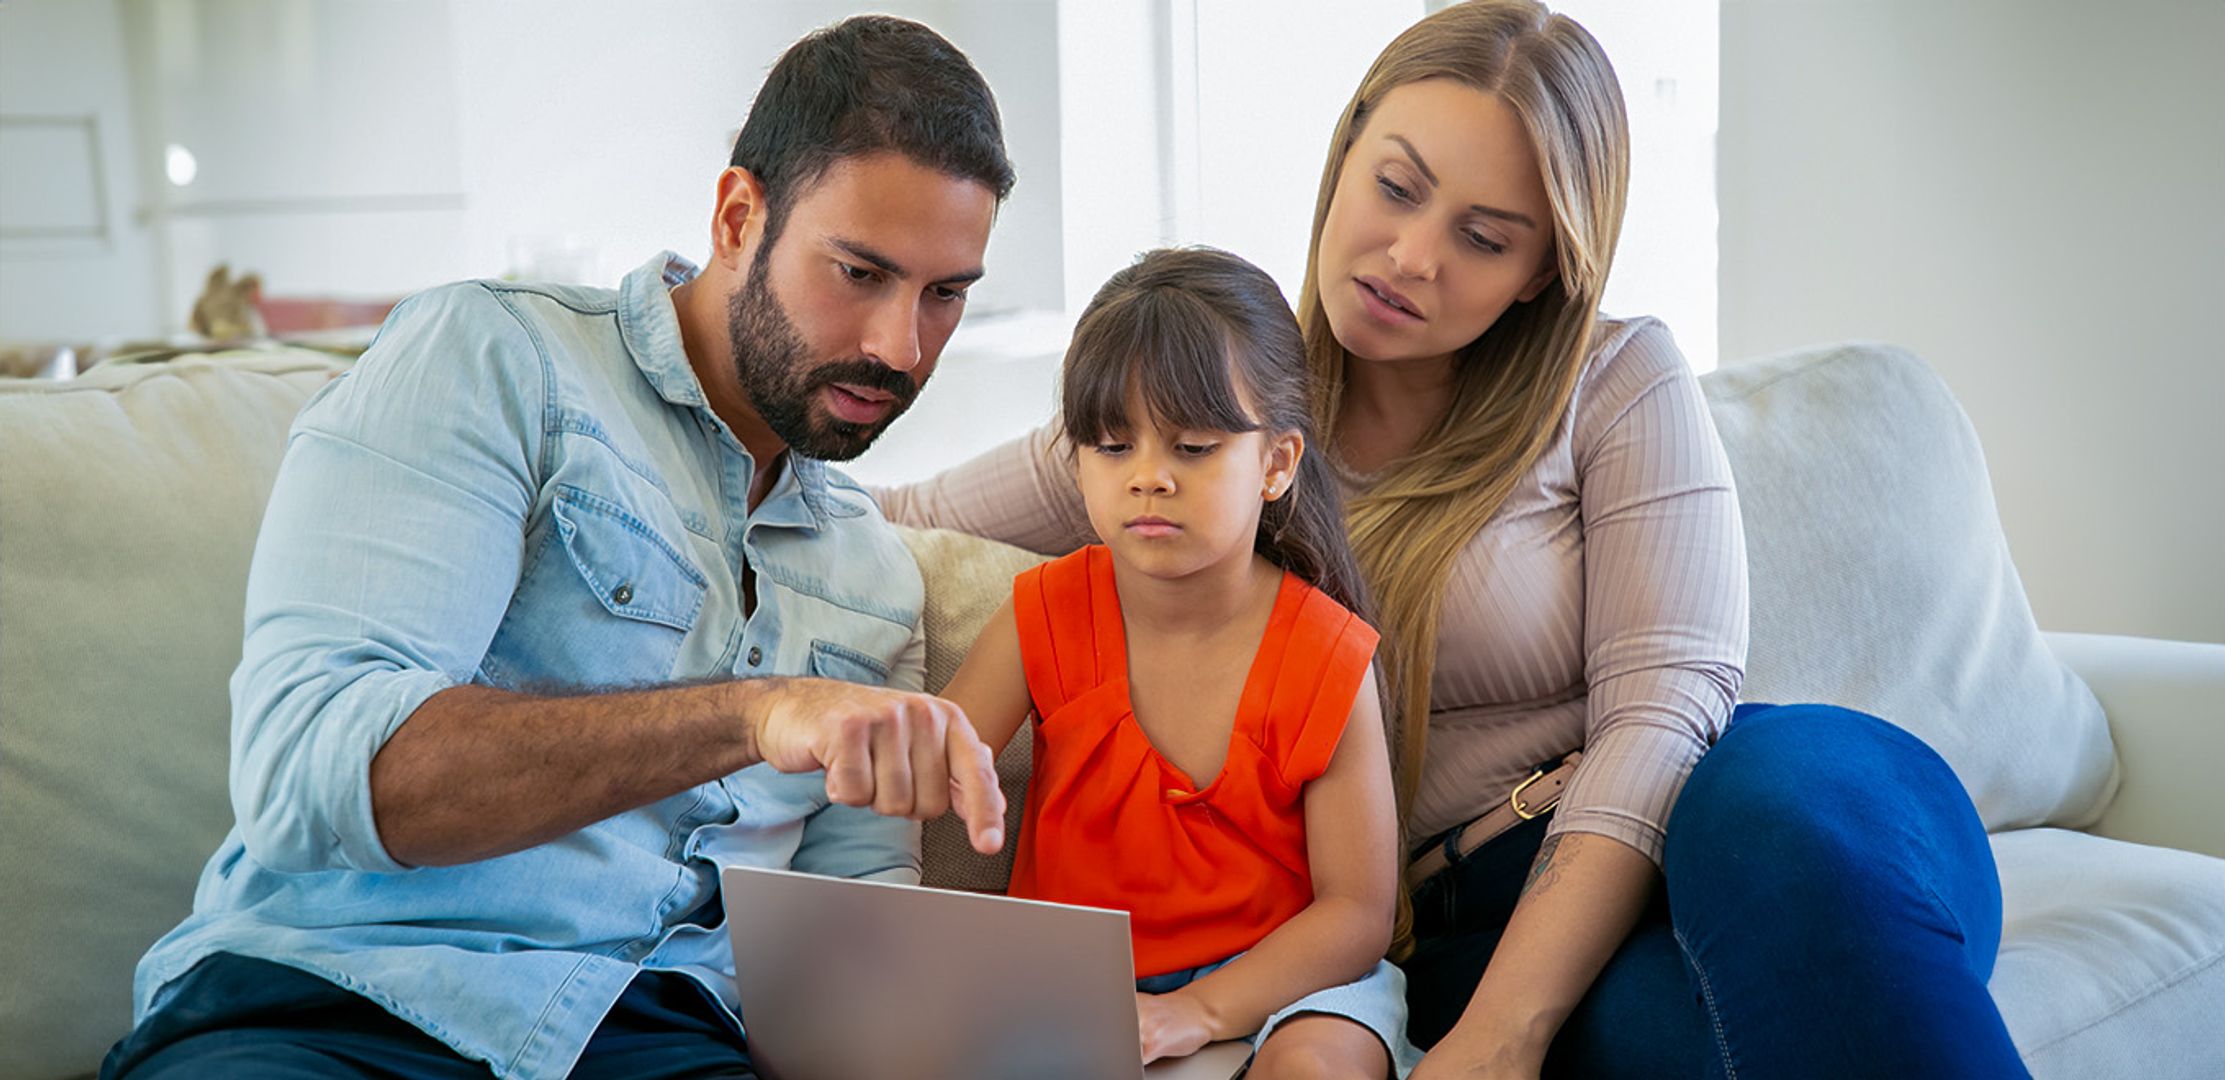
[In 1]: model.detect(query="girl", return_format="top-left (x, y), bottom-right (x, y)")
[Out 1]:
top-left (936, 247), bottom-right (1412, 1078)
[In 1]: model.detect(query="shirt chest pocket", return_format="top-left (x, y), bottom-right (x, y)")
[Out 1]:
top-left (808, 638), bottom-right (891, 687)
top-left (482, 486), bottom-right (710, 690)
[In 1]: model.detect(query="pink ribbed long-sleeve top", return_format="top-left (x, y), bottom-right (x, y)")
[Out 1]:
top-left (877, 316), bottom-right (1747, 864)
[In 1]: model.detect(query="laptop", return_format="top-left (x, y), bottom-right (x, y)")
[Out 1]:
top-left (723, 865), bottom-right (1253, 1080)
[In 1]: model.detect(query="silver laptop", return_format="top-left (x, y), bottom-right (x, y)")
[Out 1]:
top-left (723, 865), bottom-right (1252, 1080)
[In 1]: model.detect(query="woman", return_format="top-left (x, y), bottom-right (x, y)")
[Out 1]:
top-left (878, 3), bottom-right (2025, 1077)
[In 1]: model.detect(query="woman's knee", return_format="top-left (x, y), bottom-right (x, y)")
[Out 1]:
top-left (1693, 704), bottom-right (1948, 800)
top-left (1662, 703), bottom-right (2000, 953)
top-left (1670, 704), bottom-right (1970, 863)
top-left (1250, 1014), bottom-right (1390, 1080)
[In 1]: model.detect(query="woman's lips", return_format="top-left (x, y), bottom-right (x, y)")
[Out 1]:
top-left (1355, 276), bottom-right (1423, 325)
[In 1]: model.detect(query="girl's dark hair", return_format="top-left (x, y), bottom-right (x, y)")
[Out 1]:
top-left (1062, 247), bottom-right (1371, 620)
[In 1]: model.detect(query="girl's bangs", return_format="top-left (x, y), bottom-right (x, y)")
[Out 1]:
top-left (1060, 289), bottom-right (1262, 446)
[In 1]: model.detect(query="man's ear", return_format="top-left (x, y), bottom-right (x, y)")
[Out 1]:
top-left (711, 166), bottom-right (771, 271)
top-left (1263, 429), bottom-right (1305, 502)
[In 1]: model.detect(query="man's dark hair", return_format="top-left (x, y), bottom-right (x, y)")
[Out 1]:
top-left (731, 15), bottom-right (1015, 248)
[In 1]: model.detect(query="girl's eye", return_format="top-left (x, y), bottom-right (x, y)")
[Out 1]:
top-left (1463, 229), bottom-right (1507, 256)
top-left (1093, 441), bottom-right (1131, 456)
top-left (1375, 175), bottom-right (1414, 204)
top-left (1176, 442), bottom-right (1218, 457)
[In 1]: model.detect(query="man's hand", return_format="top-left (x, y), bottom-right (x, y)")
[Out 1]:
top-left (750, 677), bottom-right (1006, 854)
top-left (1136, 989), bottom-right (1216, 1065)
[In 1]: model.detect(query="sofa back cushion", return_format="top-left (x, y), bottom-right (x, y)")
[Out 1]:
top-left (900, 527), bottom-right (1046, 892)
top-left (1704, 344), bottom-right (2117, 831)
top-left (0, 350), bottom-right (347, 1080)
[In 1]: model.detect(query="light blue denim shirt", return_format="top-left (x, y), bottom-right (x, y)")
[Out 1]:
top-left (133, 252), bottom-right (928, 1079)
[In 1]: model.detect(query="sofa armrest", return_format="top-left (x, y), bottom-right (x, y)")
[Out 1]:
top-left (2044, 631), bottom-right (2225, 858)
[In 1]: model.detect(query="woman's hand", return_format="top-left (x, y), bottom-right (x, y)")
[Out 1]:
top-left (1137, 989), bottom-right (1217, 1064)
top-left (1412, 832), bottom-right (1657, 1080)
top-left (1408, 1019), bottom-right (1544, 1080)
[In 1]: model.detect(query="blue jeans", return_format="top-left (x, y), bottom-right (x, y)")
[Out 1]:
top-left (1401, 704), bottom-right (2029, 1079)
top-left (102, 953), bottom-right (756, 1079)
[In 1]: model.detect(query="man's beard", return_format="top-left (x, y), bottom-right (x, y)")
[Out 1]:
top-left (725, 255), bottom-right (918, 462)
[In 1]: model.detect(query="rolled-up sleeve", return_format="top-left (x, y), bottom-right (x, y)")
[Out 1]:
top-left (869, 420), bottom-right (1096, 556)
top-left (228, 284), bottom-right (544, 874)
top-left (1548, 322), bottom-right (1748, 865)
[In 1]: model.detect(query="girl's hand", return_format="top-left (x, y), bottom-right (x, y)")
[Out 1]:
top-left (1137, 989), bottom-right (1216, 1064)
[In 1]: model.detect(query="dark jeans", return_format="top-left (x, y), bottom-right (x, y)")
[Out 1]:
top-left (1402, 703), bottom-right (2031, 1079)
top-left (101, 954), bottom-right (756, 1080)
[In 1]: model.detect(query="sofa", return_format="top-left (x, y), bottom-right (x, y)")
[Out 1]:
top-left (3, 342), bottom-right (2221, 1078)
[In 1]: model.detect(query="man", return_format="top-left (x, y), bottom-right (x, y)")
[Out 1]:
top-left (103, 16), bottom-right (1011, 1079)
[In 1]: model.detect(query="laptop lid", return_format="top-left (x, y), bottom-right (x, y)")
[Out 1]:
top-left (723, 865), bottom-right (1244, 1080)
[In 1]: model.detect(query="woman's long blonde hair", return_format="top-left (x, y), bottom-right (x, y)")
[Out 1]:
top-left (1295, 0), bottom-right (1629, 948)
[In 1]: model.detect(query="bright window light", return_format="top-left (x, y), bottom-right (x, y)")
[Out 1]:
top-left (164, 143), bottom-right (198, 187)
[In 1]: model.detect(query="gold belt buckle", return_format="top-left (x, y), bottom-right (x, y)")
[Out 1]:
top-left (1508, 767), bottom-right (1560, 821)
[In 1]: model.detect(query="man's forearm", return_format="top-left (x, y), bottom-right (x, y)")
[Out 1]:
top-left (369, 679), bottom-right (768, 867)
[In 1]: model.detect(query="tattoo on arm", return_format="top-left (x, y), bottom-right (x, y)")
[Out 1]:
top-left (1523, 834), bottom-right (1568, 898)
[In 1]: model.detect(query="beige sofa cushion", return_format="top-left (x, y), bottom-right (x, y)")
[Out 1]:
top-left (899, 526), bottom-right (1046, 893)
top-left (1704, 344), bottom-right (2118, 832)
top-left (1990, 828), bottom-right (2225, 1080)
top-left (0, 350), bottom-right (347, 1080)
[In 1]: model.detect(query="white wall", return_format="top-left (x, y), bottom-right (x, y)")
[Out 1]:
top-left (1552, 0), bottom-right (1719, 370)
top-left (1049, 1), bottom-right (1427, 314)
top-left (1182, 1), bottom-right (1426, 305)
top-left (123, 0), bottom-right (469, 326)
top-left (1718, 0), bottom-right (2225, 644)
top-left (16, 1), bottom-right (1061, 339)
top-left (0, 0), bottom-right (164, 342)
top-left (447, 0), bottom-right (1063, 315)
top-left (1053, 0), bottom-right (1173, 316)
top-left (445, 0), bottom-right (792, 289)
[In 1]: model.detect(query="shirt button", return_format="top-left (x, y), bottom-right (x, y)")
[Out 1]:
top-left (747, 646), bottom-right (763, 667)
top-left (611, 583), bottom-right (634, 606)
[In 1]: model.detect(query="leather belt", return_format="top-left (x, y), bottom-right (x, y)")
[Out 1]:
top-left (1405, 750), bottom-right (1582, 889)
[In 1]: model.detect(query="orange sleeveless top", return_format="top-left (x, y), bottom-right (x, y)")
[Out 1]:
top-left (1006, 546), bottom-right (1380, 977)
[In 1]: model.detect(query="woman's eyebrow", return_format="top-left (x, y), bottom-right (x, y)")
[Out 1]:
top-left (1387, 134), bottom-right (1441, 186)
top-left (1384, 133), bottom-right (1539, 230)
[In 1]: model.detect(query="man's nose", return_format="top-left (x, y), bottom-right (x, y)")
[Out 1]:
top-left (862, 294), bottom-right (923, 373)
